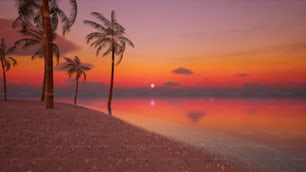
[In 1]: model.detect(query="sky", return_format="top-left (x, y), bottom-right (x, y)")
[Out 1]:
top-left (0, 0), bottom-right (305, 97)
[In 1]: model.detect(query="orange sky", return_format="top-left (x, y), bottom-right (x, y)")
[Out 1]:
top-left (0, 0), bottom-right (305, 89)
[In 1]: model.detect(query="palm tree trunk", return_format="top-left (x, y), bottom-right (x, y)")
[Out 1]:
top-left (1, 59), bottom-right (7, 101)
top-left (41, 70), bottom-right (46, 101)
top-left (74, 79), bottom-right (78, 105)
top-left (107, 45), bottom-right (115, 116)
top-left (2, 70), bottom-right (7, 101)
top-left (42, 0), bottom-right (54, 108)
top-left (44, 59), bottom-right (48, 103)
top-left (1, 60), bottom-right (7, 102)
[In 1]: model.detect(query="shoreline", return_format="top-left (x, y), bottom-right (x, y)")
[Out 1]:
top-left (0, 100), bottom-right (253, 171)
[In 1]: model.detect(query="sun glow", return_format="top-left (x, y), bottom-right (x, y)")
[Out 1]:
top-left (150, 83), bottom-right (155, 88)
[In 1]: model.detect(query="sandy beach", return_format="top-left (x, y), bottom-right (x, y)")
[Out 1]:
top-left (0, 100), bottom-right (253, 172)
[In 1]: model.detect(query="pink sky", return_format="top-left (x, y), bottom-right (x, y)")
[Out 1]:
top-left (0, 0), bottom-right (305, 90)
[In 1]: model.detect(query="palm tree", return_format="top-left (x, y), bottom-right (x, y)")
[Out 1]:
top-left (14, 27), bottom-right (60, 101)
top-left (84, 10), bottom-right (134, 115)
top-left (0, 38), bottom-right (17, 101)
top-left (62, 56), bottom-right (91, 105)
top-left (14, 0), bottom-right (77, 108)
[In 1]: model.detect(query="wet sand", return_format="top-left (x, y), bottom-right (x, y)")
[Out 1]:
top-left (0, 100), bottom-right (253, 171)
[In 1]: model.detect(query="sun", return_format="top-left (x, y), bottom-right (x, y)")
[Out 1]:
top-left (150, 83), bottom-right (155, 88)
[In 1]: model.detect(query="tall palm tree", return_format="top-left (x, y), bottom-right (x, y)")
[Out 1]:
top-left (0, 38), bottom-right (17, 101)
top-left (14, 27), bottom-right (60, 101)
top-left (62, 56), bottom-right (91, 105)
top-left (14, 0), bottom-right (77, 108)
top-left (84, 10), bottom-right (134, 115)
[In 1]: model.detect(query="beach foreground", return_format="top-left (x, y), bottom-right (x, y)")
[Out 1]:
top-left (0, 100), bottom-right (252, 171)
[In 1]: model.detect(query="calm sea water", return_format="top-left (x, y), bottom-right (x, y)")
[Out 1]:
top-left (58, 97), bottom-right (306, 171)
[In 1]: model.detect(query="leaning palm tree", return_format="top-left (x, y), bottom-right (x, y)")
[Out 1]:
top-left (14, 27), bottom-right (60, 101)
top-left (62, 56), bottom-right (91, 105)
top-left (14, 0), bottom-right (77, 108)
top-left (0, 38), bottom-right (17, 101)
top-left (84, 10), bottom-right (134, 115)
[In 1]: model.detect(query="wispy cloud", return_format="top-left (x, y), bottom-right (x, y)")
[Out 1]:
top-left (161, 81), bottom-right (179, 88)
top-left (186, 111), bottom-right (206, 123)
top-left (221, 42), bottom-right (306, 58)
top-left (237, 73), bottom-right (249, 77)
top-left (171, 67), bottom-right (193, 75)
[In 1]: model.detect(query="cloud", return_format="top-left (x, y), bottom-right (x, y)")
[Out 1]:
top-left (171, 67), bottom-right (193, 75)
top-left (237, 73), bottom-right (249, 77)
top-left (221, 42), bottom-right (306, 58)
top-left (161, 81), bottom-right (179, 88)
top-left (186, 111), bottom-right (206, 123)
top-left (0, 18), bottom-right (79, 56)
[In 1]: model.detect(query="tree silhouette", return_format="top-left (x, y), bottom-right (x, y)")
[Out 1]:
top-left (62, 56), bottom-right (92, 105)
top-left (14, 27), bottom-right (60, 101)
top-left (84, 10), bottom-right (134, 115)
top-left (14, 0), bottom-right (77, 108)
top-left (0, 38), bottom-right (17, 101)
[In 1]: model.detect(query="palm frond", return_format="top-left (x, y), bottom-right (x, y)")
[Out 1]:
top-left (74, 56), bottom-right (81, 65)
top-left (7, 46), bottom-right (17, 54)
top-left (67, 68), bottom-right (76, 78)
top-left (4, 61), bottom-right (11, 71)
top-left (95, 45), bottom-right (104, 57)
top-left (52, 43), bottom-right (60, 64)
top-left (68, 0), bottom-right (78, 27)
top-left (91, 12), bottom-right (112, 28)
top-left (94, 38), bottom-right (111, 48)
top-left (113, 22), bottom-right (125, 34)
top-left (54, 8), bottom-right (70, 35)
top-left (15, 38), bottom-right (40, 49)
top-left (89, 38), bottom-right (101, 47)
top-left (81, 71), bottom-right (87, 81)
top-left (50, 14), bottom-right (59, 32)
top-left (80, 65), bottom-right (91, 71)
top-left (111, 10), bottom-right (117, 23)
top-left (85, 32), bottom-right (106, 44)
top-left (1, 38), bottom-right (5, 51)
top-left (19, 28), bottom-right (42, 41)
top-left (115, 42), bottom-right (126, 65)
top-left (7, 57), bottom-right (17, 66)
top-left (103, 47), bottom-right (112, 57)
top-left (91, 38), bottom-right (111, 48)
top-left (105, 28), bottom-right (117, 37)
top-left (32, 48), bottom-right (44, 59)
top-left (83, 20), bottom-right (106, 32)
top-left (119, 36), bottom-right (134, 47)
top-left (64, 57), bottom-right (75, 64)
top-left (12, 16), bottom-right (23, 29)
top-left (3, 56), bottom-right (17, 71)
top-left (33, 13), bottom-right (42, 29)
